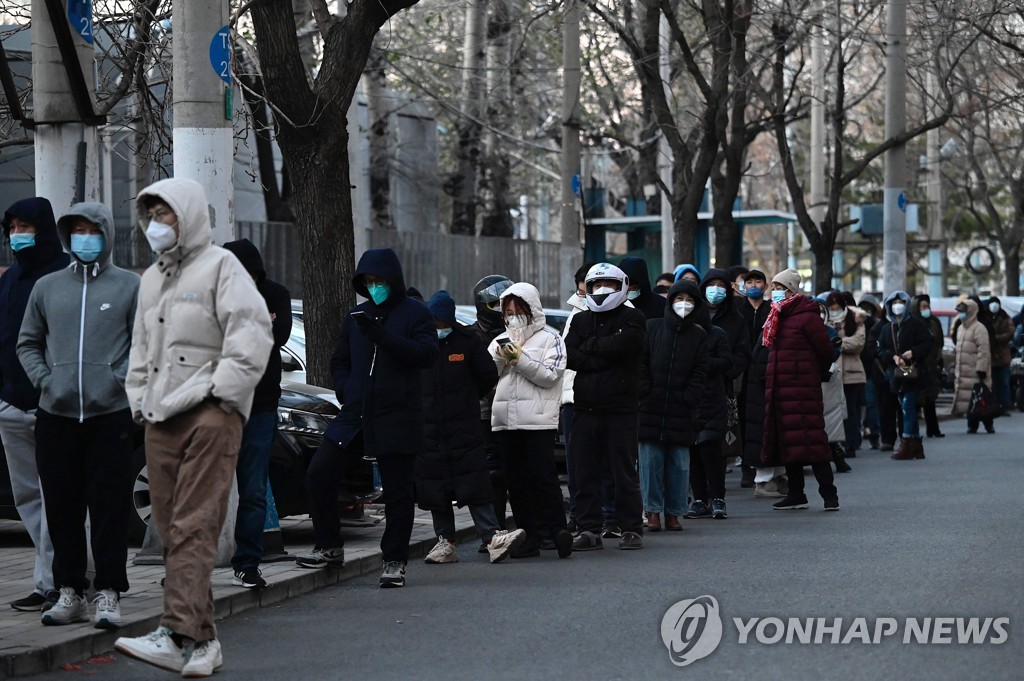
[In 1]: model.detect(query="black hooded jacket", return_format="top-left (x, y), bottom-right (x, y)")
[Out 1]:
top-left (691, 297), bottom-right (731, 444)
top-left (564, 299), bottom-right (648, 414)
top-left (0, 198), bottom-right (71, 410)
top-left (638, 280), bottom-right (709, 445)
top-left (324, 248), bottom-right (438, 455)
top-left (223, 239), bottom-right (293, 411)
top-left (619, 256), bottom-right (667, 320)
top-left (699, 268), bottom-right (751, 388)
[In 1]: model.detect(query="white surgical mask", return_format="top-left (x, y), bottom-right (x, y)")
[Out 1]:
top-left (627, 289), bottom-right (641, 301)
top-left (505, 315), bottom-right (529, 330)
top-left (989, 302), bottom-right (1000, 314)
top-left (672, 301), bottom-right (694, 318)
top-left (593, 286), bottom-right (616, 296)
top-left (771, 290), bottom-right (787, 304)
top-left (891, 303), bottom-right (906, 317)
top-left (145, 220), bottom-right (178, 253)
top-left (921, 309), bottom-right (932, 319)
top-left (829, 309), bottom-right (846, 323)
top-left (437, 328), bottom-right (452, 340)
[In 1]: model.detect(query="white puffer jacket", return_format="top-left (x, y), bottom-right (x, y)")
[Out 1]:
top-left (559, 292), bottom-right (588, 405)
top-left (489, 282), bottom-right (566, 431)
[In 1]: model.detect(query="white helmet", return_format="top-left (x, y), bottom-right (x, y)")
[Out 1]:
top-left (585, 263), bottom-right (630, 312)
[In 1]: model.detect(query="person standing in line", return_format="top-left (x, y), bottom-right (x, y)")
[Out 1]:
top-left (560, 262), bottom-right (593, 533)
top-left (911, 295), bottom-right (946, 438)
top-left (760, 269), bottom-right (840, 512)
top-left (638, 279), bottom-right (709, 530)
top-left (488, 282), bottom-right (572, 559)
top-left (876, 291), bottom-right (933, 460)
top-left (565, 263), bottom-right (648, 551)
top-left (297, 248), bottom-right (438, 588)
top-left (674, 264), bottom-right (701, 285)
top-left (737, 269), bottom-right (770, 488)
top-left (17, 203), bottom-right (138, 628)
top-left (619, 256), bottom-right (667, 320)
top-left (859, 294), bottom-right (884, 450)
top-left (986, 296), bottom-right (1014, 416)
top-left (417, 290), bottom-right (526, 564)
top-left (114, 178), bottom-right (273, 677)
top-left (953, 299), bottom-right (995, 435)
top-left (222, 239), bottom-right (293, 591)
top-left (1, 197), bottom-right (68, 612)
top-left (726, 265), bottom-right (749, 297)
top-left (824, 290), bottom-right (866, 461)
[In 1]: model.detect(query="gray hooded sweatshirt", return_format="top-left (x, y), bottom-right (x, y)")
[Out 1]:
top-left (17, 202), bottom-right (141, 420)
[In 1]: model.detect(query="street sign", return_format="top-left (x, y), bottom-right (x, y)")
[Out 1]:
top-left (68, 0), bottom-right (93, 44)
top-left (209, 26), bottom-right (231, 85)
top-left (897, 191), bottom-right (907, 212)
top-left (571, 174), bottom-right (581, 196)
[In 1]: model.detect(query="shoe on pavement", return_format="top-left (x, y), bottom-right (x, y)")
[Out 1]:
top-left (618, 531), bottom-right (644, 550)
top-left (553, 529), bottom-right (573, 559)
top-left (11, 591), bottom-right (51, 612)
top-left (646, 511), bottom-right (662, 531)
top-left (425, 536), bottom-right (459, 564)
top-left (754, 480), bottom-right (784, 498)
top-left (711, 498), bottom-right (728, 519)
top-left (486, 529), bottom-right (525, 563)
top-left (114, 627), bottom-right (187, 673)
top-left (510, 535), bottom-right (541, 559)
top-left (740, 469), bottom-right (756, 488)
top-left (182, 639), bottom-right (223, 678)
top-left (601, 525), bottom-right (623, 539)
top-left (880, 442), bottom-right (894, 451)
top-left (231, 566), bottom-right (267, 589)
top-left (824, 496), bottom-right (840, 511)
top-left (295, 547), bottom-right (344, 569)
top-left (665, 515), bottom-right (683, 531)
top-left (380, 560), bottom-right (407, 588)
top-left (92, 589), bottom-right (121, 629)
top-left (684, 501), bottom-right (711, 519)
top-left (772, 496), bottom-right (810, 510)
top-left (41, 587), bottom-right (89, 626)
top-left (572, 531), bottom-right (603, 551)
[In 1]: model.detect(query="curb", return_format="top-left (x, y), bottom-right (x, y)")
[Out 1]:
top-left (0, 524), bottom-right (480, 680)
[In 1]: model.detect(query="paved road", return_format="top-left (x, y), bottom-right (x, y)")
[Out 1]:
top-left (23, 417), bottom-right (1024, 681)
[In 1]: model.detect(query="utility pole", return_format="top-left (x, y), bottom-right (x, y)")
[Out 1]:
top-left (32, 0), bottom-right (100, 212)
top-left (658, 12), bottom-right (673, 273)
top-left (561, 0), bottom-right (582, 291)
top-left (882, 0), bottom-right (907, 294)
top-left (173, 0), bottom-right (234, 245)
top-left (925, 70), bottom-right (943, 299)
top-left (810, 0), bottom-right (831, 287)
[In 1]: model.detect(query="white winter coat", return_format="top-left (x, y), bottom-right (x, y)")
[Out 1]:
top-left (559, 292), bottom-right (588, 406)
top-left (488, 282), bottom-right (566, 431)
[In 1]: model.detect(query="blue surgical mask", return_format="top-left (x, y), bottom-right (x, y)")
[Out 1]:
top-left (627, 289), bottom-right (641, 301)
top-left (366, 283), bottom-right (390, 305)
top-left (705, 286), bottom-right (727, 306)
top-left (921, 309), bottom-right (932, 319)
top-left (958, 312), bottom-right (968, 322)
top-left (70, 234), bottom-right (104, 263)
top-left (746, 287), bottom-right (763, 300)
top-left (9, 233), bottom-right (35, 252)
top-left (771, 290), bottom-right (787, 303)
top-left (437, 328), bottom-right (452, 340)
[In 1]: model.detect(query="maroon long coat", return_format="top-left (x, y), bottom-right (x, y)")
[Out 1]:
top-left (761, 296), bottom-right (836, 465)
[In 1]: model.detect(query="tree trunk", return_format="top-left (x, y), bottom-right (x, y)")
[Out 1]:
top-left (236, 65), bottom-right (294, 222)
top-left (1003, 239), bottom-right (1021, 296)
top-left (450, 0), bottom-right (488, 235)
top-left (480, 0), bottom-right (512, 237)
top-left (365, 45), bottom-right (392, 230)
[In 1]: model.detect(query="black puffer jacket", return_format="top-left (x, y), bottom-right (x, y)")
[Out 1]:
top-left (565, 302), bottom-right (647, 413)
top-left (693, 305), bottom-right (730, 445)
top-left (743, 342), bottom-right (769, 468)
top-left (875, 292), bottom-right (933, 395)
top-left (417, 308), bottom-right (498, 510)
top-left (619, 256), bottom-right (667, 320)
top-left (638, 280), bottom-right (709, 445)
top-left (699, 268), bottom-right (751, 388)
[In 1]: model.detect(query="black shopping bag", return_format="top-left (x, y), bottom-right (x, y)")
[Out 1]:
top-left (968, 381), bottom-right (999, 421)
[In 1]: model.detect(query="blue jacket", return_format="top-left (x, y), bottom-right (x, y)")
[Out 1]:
top-left (0, 198), bottom-right (71, 411)
top-left (324, 248), bottom-right (438, 455)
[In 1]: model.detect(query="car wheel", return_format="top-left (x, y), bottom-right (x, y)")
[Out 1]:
top-left (128, 444), bottom-right (151, 544)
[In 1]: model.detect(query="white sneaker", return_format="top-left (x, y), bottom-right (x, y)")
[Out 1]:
top-left (92, 589), bottom-right (121, 630)
top-left (754, 480), bottom-right (784, 498)
top-left (424, 536), bottom-right (458, 564)
top-left (182, 639), bottom-right (223, 678)
top-left (40, 587), bottom-right (88, 626)
top-left (115, 627), bottom-right (187, 672)
top-left (487, 529), bottom-right (526, 563)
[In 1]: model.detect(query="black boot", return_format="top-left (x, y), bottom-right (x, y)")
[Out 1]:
top-left (832, 444), bottom-right (852, 473)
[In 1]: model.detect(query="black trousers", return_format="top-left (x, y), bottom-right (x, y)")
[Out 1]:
top-left (690, 440), bottom-right (725, 503)
top-left (784, 462), bottom-right (837, 501)
top-left (35, 408), bottom-right (134, 594)
top-left (307, 434), bottom-right (416, 562)
top-left (482, 419), bottom-right (507, 530)
top-left (495, 430), bottom-right (565, 540)
top-left (878, 380), bottom-right (900, 446)
top-left (572, 411), bottom-right (643, 535)
top-left (923, 397), bottom-right (942, 436)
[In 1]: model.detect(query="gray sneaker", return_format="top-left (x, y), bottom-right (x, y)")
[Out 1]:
top-left (618, 531), bottom-right (644, 550)
top-left (486, 529), bottom-right (526, 564)
top-left (295, 547), bottom-right (345, 569)
top-left (41, 587), bottom-right (88, 626)
top-left (380, 560), bottom-right (407, 588)
top-left (92, 589), bottom-right (121, 629)
top-left (571, 531), bottom-right (603, 551)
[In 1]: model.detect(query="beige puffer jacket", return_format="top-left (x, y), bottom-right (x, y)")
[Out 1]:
top-left (488, 282), bottom-right (566, 431)
top-left (831, 307), bottom-right (866, 385)
top-left (953, 300), bottom-right (992, 416)
top-left (126, 178), bottom-right (273, 424)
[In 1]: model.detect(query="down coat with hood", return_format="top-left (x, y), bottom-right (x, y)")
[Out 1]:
top-left (0, 198), bottom-right (71, 411)
top-left (488, 282), bottom-right (566, 430)
top-left (618, 256), bottom-right (666, 320)
top-left (743, 341), bottom-right (769, 468)
top-left (827, 305), bottom-right (866, 385)
top-left (223, 239), bottom-right (293, 412)
top-left (953, 299), bottom-right (992, 416)
top-left (911, 294), bottom-right (944, 401)
top-left (638, 280), bottom-right (709, 445)
top-left (325, 248), bottom-right (438, 454)
top-left (17, 202), bottom-right (140, 420)
top-left (760, 295), bottom-right (835, 466)
top-left (988, 297), bottom-right (1014, 368)
top-left (699, 268), bottom-right (751, 390)
top-left (875, 291), bottom-right (933, 395)
top-left (417, 291), bottom-right (498, 510)
top-left (692, 296), bottom-right (731, 445)
top-left (126, 178), bottom-right (274, 425)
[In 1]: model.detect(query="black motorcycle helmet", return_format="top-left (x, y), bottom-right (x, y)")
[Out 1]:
top-left (473, 274), bottom-right (514, 334)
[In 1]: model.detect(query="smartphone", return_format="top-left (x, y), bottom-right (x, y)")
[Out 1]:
top-left (497, 337), bottom-right (513, 347)
top-left (350, 311), bottom-right (367, 319)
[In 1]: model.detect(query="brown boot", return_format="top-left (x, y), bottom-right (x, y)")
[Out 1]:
top-left (646, 512), bottom-right (662, 532)
top-left (892, 439), bottom-right (914, 460)
top-left (911, 438), bottom-right (925, 459)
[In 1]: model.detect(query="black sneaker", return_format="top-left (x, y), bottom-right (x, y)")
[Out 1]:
top-left (601, 525), bottom-right (623, 539)
top-left (824, 496), bottom-right (840, 512)
top-left (553, 529), bottom-right (573, 559)
top-left (231, 567), bottom-right (267, 589)
top-left (772, 496), bottom-right (809, 510)
top-left (11, 592), bottom-right (47, 611)
top-left (477, 542), bottom-right (489, 554)
top-left (572, 531), bottom-right (603, 551)
top-left (538, 538), bottom-right (557, 551)
top-left (618, 531), bottom-right (644, 550)
top-left (379, 560), bottom-right (406, 588)
top-left (684, 501), bottom-right (711, 519)
top-left (740, 469), bottom-right (755, 488)
top-left (510, 535), bottom-right (541, 559)
top-left (711, 498), bottom-right (728, 519)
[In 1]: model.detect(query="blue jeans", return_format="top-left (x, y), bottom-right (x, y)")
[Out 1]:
top-left (993, 366), bottom-right (1011, 411)
top-left (899, 391), bottom-right (920, 439)
top-left (638, 441), bottom-right (689, 517)
top-left (231, 409), bottom-right (277, 570)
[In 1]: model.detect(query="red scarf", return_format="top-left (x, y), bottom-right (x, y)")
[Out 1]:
top-left (762, 293), bottom-right (801, 347)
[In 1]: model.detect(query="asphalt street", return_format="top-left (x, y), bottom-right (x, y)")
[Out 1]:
top-left (22, 415), bottom-right (1024, 681)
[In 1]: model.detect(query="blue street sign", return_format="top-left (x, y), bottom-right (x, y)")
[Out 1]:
top-left (571, 174), bottom-right (581, 196)
top-left (897, 191), bottom-right (907, 212)
top-left (68, 0), bottom-right (93, 44)
top-left (209, 26), bottom-right (231, 85)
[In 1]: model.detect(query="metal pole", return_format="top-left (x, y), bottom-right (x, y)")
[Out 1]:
top-left (561, 0), bottom-right (582, 288)
top-left (811, 0), bottom-right (827, 284)
top-left (659, 12), bottom-right (674, 272)
top-left (882, 0), bottom-right (907, 294)
top-left (173, 0), bottom-right (234, 245)
top-left (925, 70), bottom-right (944, 298)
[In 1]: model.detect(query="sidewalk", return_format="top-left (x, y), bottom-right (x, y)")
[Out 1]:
top-left (0, 506), bottom-right (479, 679)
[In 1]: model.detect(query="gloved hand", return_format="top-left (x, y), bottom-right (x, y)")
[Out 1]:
top-left (977, 370), bottom-right (987, 381)
top-left (498, 341), bottom-right (523, 364)
top-left (830, 335), bottom-right (842, 349)
top-left (353, 313), bottom-right (386, 343)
